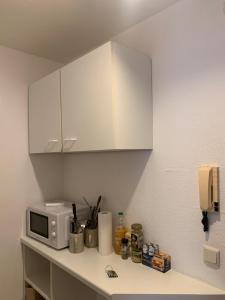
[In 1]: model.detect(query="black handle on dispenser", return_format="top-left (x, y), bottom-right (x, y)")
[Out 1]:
top-left (201, 211), bottom-right (209, 232)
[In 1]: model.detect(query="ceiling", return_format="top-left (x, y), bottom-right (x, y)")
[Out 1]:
top-left (0, 0), bottom-right (179, 63)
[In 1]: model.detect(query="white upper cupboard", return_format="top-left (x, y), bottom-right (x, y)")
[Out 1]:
top-left (29, 42), bottom-right (152, 153)
top-left (61, 42), bottom-right (114, 152)
top-left (29, 70), bottom-right (62, 153)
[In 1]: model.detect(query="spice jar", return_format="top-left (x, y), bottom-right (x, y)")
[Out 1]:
top-left (121, 238), bottom-right (129, 260)
top-left (131, 223), bottom-right (143, 263)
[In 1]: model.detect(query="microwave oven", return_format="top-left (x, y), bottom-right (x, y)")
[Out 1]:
top-left (27, 202), bottom-right (87, 249)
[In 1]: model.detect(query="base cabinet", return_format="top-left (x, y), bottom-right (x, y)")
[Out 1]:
top-left (22, 243), bottom-right (224, 300)
top-left (25, 284), bottom-right (45, 300)
top-left (24, 247), bottom-right (50, 299)
top-left (23, 245), bottom-right (107, 300)
top-left (52, 264), bottom-right (97, 300)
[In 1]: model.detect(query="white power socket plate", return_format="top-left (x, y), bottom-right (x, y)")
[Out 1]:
top-left (203, 245), bottom-right (220, 265)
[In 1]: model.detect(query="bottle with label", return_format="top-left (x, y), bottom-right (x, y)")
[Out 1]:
top-left (114, 212), bottom-right (126, 255)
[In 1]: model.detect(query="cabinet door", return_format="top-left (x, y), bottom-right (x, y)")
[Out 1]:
top-left (61, 43), bottom-right (114, 152)
top-left (112, 42), bottom-right (152, 150)
top-left (29, 71), bottom-right (62, 153)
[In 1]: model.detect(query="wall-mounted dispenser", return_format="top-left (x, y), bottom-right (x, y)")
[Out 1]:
top-left (198, 165), bottom-right (219, 232)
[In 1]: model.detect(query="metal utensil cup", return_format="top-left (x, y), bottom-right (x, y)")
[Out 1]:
top-left (69, 232), bottom-right (84, 253)
top-left (84, 227), bottom-right (98, 248)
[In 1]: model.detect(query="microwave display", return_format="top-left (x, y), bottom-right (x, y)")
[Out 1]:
top-left (30, 212), bottom-right (48, 238)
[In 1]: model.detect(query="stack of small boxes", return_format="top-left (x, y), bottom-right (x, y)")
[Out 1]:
top-left (142, 242), bottom-right (171, 273)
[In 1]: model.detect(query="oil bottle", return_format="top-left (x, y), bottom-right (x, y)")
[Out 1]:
top-left (114, 212), bottom-right (126, 255)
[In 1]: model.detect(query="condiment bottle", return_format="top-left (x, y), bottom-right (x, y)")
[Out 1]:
top-left (131, 223), bottom-right (143, 263)
top-left (114, 212), bottom-right (126, 255)
top-left (125, 231), bottom-right (131, 257)
top-left (121, 238), bottom-right (129, 260)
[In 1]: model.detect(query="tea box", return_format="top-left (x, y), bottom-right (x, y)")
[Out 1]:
top-left (142, 242), bottom-right (171, 273)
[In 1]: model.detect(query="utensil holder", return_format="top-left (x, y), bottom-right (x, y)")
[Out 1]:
top-left (69, 232), bottom-right (84, 253)
top-left (84, 228), bottom-right (98, 248)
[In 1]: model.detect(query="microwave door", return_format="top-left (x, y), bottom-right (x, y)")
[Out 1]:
top-left (30, 212), bottom-right (49, 239)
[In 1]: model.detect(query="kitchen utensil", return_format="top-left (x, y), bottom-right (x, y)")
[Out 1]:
top-left (72, 203), bottom-right (82, 234)
top-left (86, 195), bottom-right (102, 229)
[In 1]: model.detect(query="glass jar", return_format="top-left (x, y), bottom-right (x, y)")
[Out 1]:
top-left (131, 223), bottom-right (143, 263)
top-left (121, 238), bottom-right (129, 260)
top-left (125, 231), bottom-right (131, 257)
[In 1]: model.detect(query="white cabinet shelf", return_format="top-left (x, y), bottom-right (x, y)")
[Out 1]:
top-left (23, 245), bottom-right (51, 299)
top-left (25, 277), bottom-right (50, 300)
top-left (52, 264), bottom-right (97, 300)
top-left (21, 236), bottom-right (225, 300)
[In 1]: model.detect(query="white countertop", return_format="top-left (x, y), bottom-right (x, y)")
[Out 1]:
top-left (21, 236), bottom-right (225, 298)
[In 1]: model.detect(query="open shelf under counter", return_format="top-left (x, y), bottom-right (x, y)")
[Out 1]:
top-left (23, 244), bottom-right (51, 299)
top-left (21, 236), bottom-right (225, 300)
top-left (25, 276), bottom-right (50, 300)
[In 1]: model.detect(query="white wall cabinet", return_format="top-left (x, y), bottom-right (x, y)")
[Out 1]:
top-left (29, 42), bottom-right (152, 153)
top-left (29, 70), bottom-right (62, 153)
top-left (61, 42), bottom-right (152, 152)
top-left (61, 43), bottom-right (114, 152)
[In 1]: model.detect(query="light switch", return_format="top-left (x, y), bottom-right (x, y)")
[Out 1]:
top-left (203, 245), bottom-right (220, 265)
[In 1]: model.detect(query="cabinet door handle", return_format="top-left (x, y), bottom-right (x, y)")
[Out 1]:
top-left (63, 138), bottom-right (77, 151)
top-left (63, 138), bottom-right (77, 142)
top-left (48, 139), bottom-right (59, 143)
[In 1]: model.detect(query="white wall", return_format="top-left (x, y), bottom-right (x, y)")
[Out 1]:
top-left (0, 46), bottom-right (63, 300)
top-left (63, 0), bottom-right (225, 290)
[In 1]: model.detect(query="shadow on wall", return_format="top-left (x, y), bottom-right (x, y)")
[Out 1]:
top-left (29, 154), bottom-right (63, 201)
top-left (63, 150), bottom-right (151, 215)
